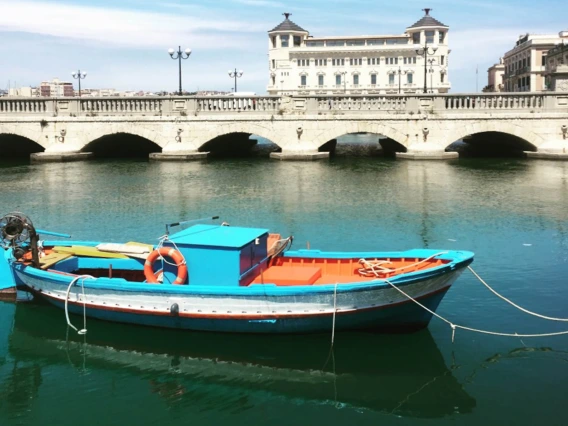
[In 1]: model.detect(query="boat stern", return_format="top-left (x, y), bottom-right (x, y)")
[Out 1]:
top-left (0, 248), bottom-right (18, 296)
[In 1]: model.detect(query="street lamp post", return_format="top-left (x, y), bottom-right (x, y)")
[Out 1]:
top-left (427, 59), bottom-right (436, 93)
top-left (71, 70), bottom-right (87, 97)
top-left (392, 67), bottom-right (408, 94)
top-left (228, 69), bottom-right (244, 93)
top-left (168, 46), bottom-right (192, 95)
top-left (415, 37), bottom-right (438, 94)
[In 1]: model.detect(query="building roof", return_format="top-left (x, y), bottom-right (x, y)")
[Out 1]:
top-left (407, 8), bottom-right (447, 29)
top-left (269, 13), bottom-right (307, 33)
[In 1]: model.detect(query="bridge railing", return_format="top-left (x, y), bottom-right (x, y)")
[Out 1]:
top-left (437, 94), bottom-right (546, 111)
top-left (80, 98), bottom-right (163, 114)
top-left (316, 96), bottom-right (408, 111)
top-left (0, 99), bottom-right (48, 114)
top-left (0, 93), bottom-right (565, 117)
top-left (196, 96), bottom-right (281, 113)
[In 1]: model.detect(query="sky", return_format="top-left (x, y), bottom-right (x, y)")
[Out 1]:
top-left (0, 0), bottom-right (566, 94)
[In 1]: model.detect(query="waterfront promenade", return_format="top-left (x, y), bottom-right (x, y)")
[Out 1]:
top-left (1, 92), bottom-right (567, 162)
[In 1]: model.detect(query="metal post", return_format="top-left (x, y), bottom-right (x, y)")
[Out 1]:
top-left (178, 46), bottom-right (182, 95)
top-left (228, 69), bottom-right (244, 93)
top-left (424, 44), bottom-right (428, 94)
top-left (416, 39), bottom-right (437, 94)
top-left (427, 59), bottom-right (436, 93)
top-left (71, 70), bottom-right (87, 98)
top-left (168, 46), bottom-right (192, 95)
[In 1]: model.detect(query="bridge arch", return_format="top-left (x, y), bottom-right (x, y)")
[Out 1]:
top-left (195, 122), bottom-right (282, 153)
top-left (82, 132), bottom-right (162, 158)
top-left (0, 132), bottom-right (45, 157)
top-left (445, 121), bottom-right (542, 153)
top-left (0, 124), bottom-right (46, 149)
top-left (84, 125), bottom-right (163, 149)
top-left (314, 121), bottom-right (409, 151)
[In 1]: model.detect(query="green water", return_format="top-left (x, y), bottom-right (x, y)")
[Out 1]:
top-left (1, 153), bottom-right (568, 425)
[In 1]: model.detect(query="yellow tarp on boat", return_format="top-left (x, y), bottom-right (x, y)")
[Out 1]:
top-left (39, 252), bottom-right (72, 270)
top-left (53, 246), bottom-right (129, 259)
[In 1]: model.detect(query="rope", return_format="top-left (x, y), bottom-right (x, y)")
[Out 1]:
top-left (382, 277), bottom-right (568, 341)
top-left (358, 252), bottom-right (448, 277)
top-left (468, 266), bottom-right (568, 322)
top-left (155, 235), bottom-right (187, 268)
top-left (65, 275), bottom-right (94, 335)
top-left (331, 283), bottom-right (338, 346)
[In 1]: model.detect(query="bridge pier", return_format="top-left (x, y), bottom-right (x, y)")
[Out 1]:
top-left (396, 150), bottom-right (458, 160)
top-left (525, 140), bottom-right (568, 160)
top-left (270, 150), bottom-right (329, 161)
top-left (30, 151), bottom-right (94, 163)
top-left (149, 151), bottom-right (209, 161)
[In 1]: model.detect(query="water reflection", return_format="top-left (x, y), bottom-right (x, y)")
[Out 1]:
top-left (6, 303), bottom-right (476, 418)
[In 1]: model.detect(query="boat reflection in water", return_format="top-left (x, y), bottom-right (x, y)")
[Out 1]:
top-left (7, 303), bottom-right (476, 418)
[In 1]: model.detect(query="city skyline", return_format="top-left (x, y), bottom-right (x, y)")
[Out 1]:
top-left (0, 0), bottom-right (566, 94)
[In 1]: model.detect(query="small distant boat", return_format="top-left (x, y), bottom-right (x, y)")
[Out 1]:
top-left (0, 213), bottom-right (473, 334)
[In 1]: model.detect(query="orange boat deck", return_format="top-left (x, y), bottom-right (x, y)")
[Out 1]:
top-left (251, 256), bottom-right (449, 286)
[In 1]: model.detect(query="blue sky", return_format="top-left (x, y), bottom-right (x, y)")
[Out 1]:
top-left (0, 0), bottom-right (566, 94)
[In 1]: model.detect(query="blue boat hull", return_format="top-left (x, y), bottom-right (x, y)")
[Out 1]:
top-left (36, 284), bottom-right (450, 334)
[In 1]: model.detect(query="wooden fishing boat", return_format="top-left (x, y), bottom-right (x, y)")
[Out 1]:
top-left (0, 213), bottom-right (474, 334)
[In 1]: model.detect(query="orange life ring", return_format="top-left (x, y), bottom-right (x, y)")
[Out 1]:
top-left (144, 247), bottom-right (188, 285)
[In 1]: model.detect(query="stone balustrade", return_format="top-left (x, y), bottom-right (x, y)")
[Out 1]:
top-left (80, 98), bottom-right (163, 114)
top-left (441, 94), bottom-right (545, 110)
top-left (0, 93), bottom-right (566, 117)
top-left (0, 99), bottom-right (48, 113)
top-left (196, 96), bottom-right (281, 113)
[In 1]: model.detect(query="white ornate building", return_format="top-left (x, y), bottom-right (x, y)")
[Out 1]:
top-left (267, 10), bottom-right (450, 95)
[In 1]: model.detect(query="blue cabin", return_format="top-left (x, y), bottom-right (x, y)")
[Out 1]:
top-left (164, 224), bottom-right (269, 286)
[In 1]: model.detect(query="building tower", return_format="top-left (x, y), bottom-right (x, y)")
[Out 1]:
top-left (405, 9), bottom-right (450, 93)
top-left (268, 13), bottom-right (309, 94)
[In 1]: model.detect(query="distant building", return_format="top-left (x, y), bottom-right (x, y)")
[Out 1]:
top-left (484, 58), bottom-right (505, 92)
top-left (40, 78), bottom-right (74, 97)
top-left (196, 90), bottom-right (233, 96)
top-left (7, 87), bottom-right (39, 97)
top-left (267, 9), bottom-right (451, 95)
top-left (502, 31), bottom-right (568, 92)
top-left (544, 37), bottom-right (568, 91)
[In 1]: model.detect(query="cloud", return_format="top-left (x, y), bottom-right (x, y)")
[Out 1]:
top-left (232, 0), bottom-right (286, 6)
top-left (0, 0), bottom-right (264, 49)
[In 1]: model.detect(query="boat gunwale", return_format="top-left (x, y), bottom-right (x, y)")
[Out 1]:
top-left (13, 248), bottom-right (474, 297)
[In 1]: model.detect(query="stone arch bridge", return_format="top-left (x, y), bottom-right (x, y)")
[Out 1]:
top-left (0, 93), bottom-right (567, 161)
